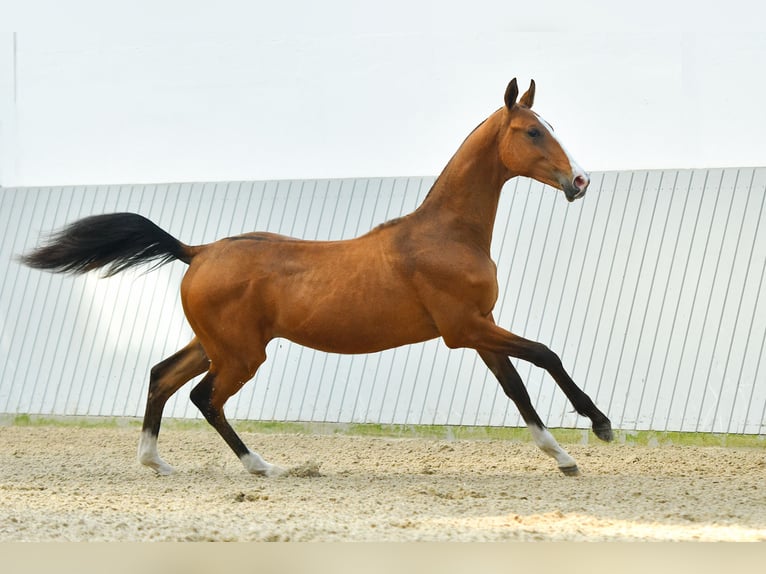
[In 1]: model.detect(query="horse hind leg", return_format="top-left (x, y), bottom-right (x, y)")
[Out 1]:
top-left (138, 338), bottom-right (210, 475)
top-left (189, 354), bottom-right (285, 477)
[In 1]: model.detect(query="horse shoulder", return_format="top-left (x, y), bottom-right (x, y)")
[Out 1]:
top-left (384, 224), bottom-right (498, 312)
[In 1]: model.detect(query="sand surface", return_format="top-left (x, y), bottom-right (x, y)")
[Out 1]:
top-left (1, 426), bottom-right (764, 541)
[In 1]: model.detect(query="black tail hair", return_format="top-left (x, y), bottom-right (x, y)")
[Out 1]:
top-left (20, 213), bottom-right (191, 277)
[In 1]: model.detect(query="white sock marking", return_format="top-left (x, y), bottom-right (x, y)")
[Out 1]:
top-left (138, 430), bottom-right (175, 475)
top-left (527, 425), bottom-right (577, 470)
top-left (240, 450), bottom-right (286, 477)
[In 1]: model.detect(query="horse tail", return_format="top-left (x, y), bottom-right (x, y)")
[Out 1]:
top-left (20, 212), bottom-right (194, 277)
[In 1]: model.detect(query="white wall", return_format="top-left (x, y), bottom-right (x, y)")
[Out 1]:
top-left (2, 0), bottom-right (766, 187)
top-left (2, 170), bottom-right (765, 433)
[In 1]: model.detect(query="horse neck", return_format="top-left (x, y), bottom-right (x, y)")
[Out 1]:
top-left (415, 111), bottom-right (509, 252)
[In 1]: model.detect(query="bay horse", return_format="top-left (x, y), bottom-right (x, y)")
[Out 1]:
top-left (22, 79), bottom-right (613, 477)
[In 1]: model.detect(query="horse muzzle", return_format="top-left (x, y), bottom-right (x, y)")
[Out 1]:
top-left (563, 173), bottom-right (590, 202)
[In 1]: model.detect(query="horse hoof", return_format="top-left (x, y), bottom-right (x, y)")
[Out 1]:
top-left (138, 454), bottom-right (175, 475)
top-left (143, 460), bottom-right (175, 476)
top-left (593, 420), bottom-right (614, 443)
top-left (559, 464), bottom-right (580, 477)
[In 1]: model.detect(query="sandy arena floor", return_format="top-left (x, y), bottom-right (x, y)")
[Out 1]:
top-left (0, 426), bottom-right (764, 541)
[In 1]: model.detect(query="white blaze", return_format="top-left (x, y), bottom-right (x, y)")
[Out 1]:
top-left (537, 114), bottom-right (588, 184)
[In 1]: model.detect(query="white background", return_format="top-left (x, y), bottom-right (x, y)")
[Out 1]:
top-left (2, 0), bottom-right (766, 187)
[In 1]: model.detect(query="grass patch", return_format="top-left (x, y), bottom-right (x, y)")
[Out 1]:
top-left (614, 429), bottom-right (765, 448)
top-left (2, 413), bottom-right (141, 428)
top-left (2, 414), bottom-right (763, 448)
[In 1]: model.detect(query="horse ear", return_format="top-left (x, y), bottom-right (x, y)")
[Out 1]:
top-left (519, 79), bottom-right (535, 108)
top-left (504, 78), bottom-right (519, 109)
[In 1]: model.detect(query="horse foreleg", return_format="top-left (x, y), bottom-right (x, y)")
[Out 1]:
top-left (189, 364), bottom-right (285, 477)
top-left (138, 338), bottom-right (209, 475)
top-left (478, 350), bottom-right (580, 475)
top-left (493, 333), bottom-right (614, 442)
top-left (443, 312), bottom-right (613, 444)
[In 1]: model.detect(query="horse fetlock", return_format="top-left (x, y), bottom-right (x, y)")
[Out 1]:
top-left (527, 424), bottom-right (579, 473)
top-left (240, 451), bottom-right (285, 477)
top-left (138, 430), bottom-right (175, 475)
top-left (138, 452), bottom-right (175, 475)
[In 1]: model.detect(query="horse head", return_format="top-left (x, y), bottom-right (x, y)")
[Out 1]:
top-left (498, 78), bottom-right (590, 201)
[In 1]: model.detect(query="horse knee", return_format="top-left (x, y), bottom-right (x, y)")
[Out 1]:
top-left (525, 342), bottom-right (561, 370)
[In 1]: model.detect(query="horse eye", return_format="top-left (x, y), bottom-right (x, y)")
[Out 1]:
top-left (527, 127), bottom-right (541, 138)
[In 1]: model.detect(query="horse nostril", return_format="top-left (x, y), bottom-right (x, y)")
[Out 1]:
top-left (574, 174), bottom-right (589, 191)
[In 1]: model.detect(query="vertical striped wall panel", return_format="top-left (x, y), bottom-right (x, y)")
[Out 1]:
top-left (1, 169), bottom-right (764, 433)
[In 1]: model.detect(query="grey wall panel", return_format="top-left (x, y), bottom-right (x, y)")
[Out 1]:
top-left (1, 169), bottom-right (764, 433)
